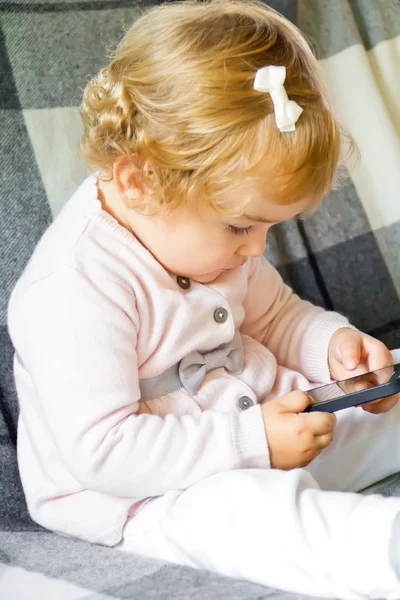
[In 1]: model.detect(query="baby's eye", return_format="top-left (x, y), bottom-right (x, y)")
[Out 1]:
top-left (226, 224), bottom-right (252, 236)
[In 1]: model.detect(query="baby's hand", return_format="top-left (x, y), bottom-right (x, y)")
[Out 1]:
top-left (328, 328), bottom-right (398, 414)
top-left (261, 392), bottom-right (336, 470)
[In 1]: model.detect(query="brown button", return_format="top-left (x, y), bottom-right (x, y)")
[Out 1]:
top-left (177, 276), bottom-right (191, 290)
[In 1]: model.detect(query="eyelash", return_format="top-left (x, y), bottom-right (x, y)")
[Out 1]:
top-left (226, 225), bottom-right (252, 236)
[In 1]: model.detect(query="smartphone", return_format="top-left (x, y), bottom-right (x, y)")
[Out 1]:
top-left (304, 363), bottom-right (400, 413)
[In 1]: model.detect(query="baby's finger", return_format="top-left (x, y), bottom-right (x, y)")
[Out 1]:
top-left (363, 337), bottom-right (393, 380)
top-left (338, 334), bottom-right (362, 371)
top-left (371, 359), bottom-right (394, 386)
top-left (315, 431), bottom-right (334, 450)
top-left (362, 394), bottom-right (399, 414)
top-left (305, 411), bottom-right (336, 436)
top-left (353, 380), bottom-right (373, 393)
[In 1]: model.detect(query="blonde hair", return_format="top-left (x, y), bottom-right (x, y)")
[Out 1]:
top-left (79, 0), bottom-right (350, 216)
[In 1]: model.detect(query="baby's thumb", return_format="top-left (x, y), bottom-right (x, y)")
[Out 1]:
top-left (278, 390), bottom-right (311, 413)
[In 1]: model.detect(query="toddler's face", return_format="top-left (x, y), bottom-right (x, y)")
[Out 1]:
top-left (126, 186), bottom-right (311, 284)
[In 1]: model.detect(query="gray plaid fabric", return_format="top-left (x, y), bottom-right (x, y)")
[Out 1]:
top-left (1, 1), bottom-right (400, 598)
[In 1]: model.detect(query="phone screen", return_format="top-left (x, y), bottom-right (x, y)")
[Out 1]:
top-left (307, 364), bottom-right (395, 405)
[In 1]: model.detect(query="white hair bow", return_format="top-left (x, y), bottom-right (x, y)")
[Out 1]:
top-left (253, 65), bottom-right (303, 132)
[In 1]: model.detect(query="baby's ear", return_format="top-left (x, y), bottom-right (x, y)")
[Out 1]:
top-left (113, 156), bottom-right (154, 207)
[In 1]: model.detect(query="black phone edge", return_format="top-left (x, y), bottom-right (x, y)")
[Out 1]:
top-left (304, 364), bottom-right (400, 413)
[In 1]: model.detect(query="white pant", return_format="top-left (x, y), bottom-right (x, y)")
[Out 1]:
top-left (119, 355), bottom-right (400, 600)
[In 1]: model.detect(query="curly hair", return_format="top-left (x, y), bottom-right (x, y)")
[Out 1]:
top-left (79, 0), bottom-right (351, 215)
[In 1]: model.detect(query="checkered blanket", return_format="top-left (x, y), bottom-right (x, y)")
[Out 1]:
top-left (1, 1), bottom-right (400, 598)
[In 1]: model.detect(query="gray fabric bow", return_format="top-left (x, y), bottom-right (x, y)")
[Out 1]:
top-left (178, 330), bottom-right (244, 395)
top-left (139, 331), bottom-right (245, 401)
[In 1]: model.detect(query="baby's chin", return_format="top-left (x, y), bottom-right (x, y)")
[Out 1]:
top-left (191, 270), bottom-right (224, 284)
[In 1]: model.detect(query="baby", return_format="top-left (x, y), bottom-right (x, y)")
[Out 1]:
top-left (8, 1), bottom-right (400, 598)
